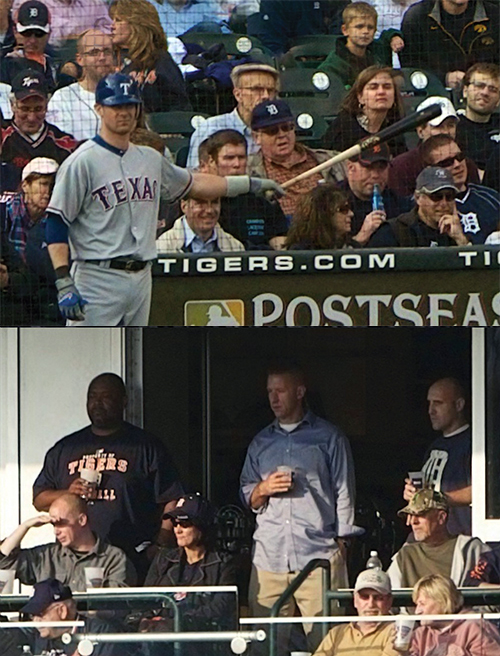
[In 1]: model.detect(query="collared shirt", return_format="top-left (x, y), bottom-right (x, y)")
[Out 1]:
top-left (314, 620), bottom-right (400, 656)
top-left (182, 216), bottom-right (218, 253)
top-left (146, 0), bottom-right (221, 37)
top-left (240, 410), bottom-right (356, 573)
top-left (0, 535), bottom-right (136, 591)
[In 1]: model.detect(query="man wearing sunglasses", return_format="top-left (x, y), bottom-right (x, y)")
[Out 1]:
top-left (368, 166), bottom-right (470, 247)
top-left (421, 133), bottom-right (500, 244)
top-left (0, 0), bottom-right (57, 89)
top-left (248, 98), bottom-right (345, 220)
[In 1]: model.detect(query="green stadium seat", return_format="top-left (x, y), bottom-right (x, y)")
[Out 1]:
top-left (179, 32), bottom-right (275, 65)
top-left (293, 110), bottom-right (330, 148)
top-left (278, 68), bottom-right (347, 120)
top-left (146, 110), bottom-right (209, 162)
top-left (279, 38), bottom-right (339, 70)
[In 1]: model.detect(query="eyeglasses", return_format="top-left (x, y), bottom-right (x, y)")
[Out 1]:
top-left (172, 519), bottom-right (194, 528)
top-left (259, 122), bottom-right (295, 136)
top-left (21, 29), bottom-right (46, 38)
top-left (468, 80), bottom-right (500, 95)
top-left (240, 86), bottom-right (277, 95)
top-left (82, 47), bottom-right (114, 57)
top-left (336, 203), bottom-right (351, 214)
top-left (434, 151), bottom-right (466, 168)
top-left (427, 190), bottom-right (456, 202)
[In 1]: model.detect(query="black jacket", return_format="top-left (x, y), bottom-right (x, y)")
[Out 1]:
top-left (401, 0), bottom-right (500, 82)
top-left (368, 206), bottom-right (460, 247)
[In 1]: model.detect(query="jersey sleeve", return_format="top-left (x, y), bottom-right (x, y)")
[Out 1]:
top-left (160, 156), bottom-right (193, 204)
top-left (46, 150), bottom-right (91, 225)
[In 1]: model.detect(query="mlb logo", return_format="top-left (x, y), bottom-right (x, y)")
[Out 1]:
top-left (184, 300), bottom-right (244, 326)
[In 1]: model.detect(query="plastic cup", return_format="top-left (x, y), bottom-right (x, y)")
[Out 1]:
top-left (0, 570), bottom-right (16, 594)
top-left (85, 567), bottom-right (104, 589)
top-left (276, 465), bottom-right (294, 489)
top-left (394, 617), bottom-right (415, 650)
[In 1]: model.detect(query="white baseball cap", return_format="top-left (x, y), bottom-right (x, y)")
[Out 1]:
top-left (354, 569), bottom-right (391, 595)
top-left (417, 96), bottom-right (458, 127)
top-left (22, 157), bottom-right (59, 180)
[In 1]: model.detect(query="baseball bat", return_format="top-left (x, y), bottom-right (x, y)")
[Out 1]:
top-left (281, 103), bottom-right (442, 190)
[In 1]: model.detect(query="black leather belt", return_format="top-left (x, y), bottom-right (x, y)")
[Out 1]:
top-left (85, 258), bottom-right (149, 272)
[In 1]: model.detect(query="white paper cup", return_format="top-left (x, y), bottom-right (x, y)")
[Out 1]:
top-left (80, 469), bottom-right (102, 485)
top-left (0, 570), bottom-right (16, 594)
top-left (85, 567), bottom-right (104, 589)
top-left (394, 617), bottom-right (415, 650)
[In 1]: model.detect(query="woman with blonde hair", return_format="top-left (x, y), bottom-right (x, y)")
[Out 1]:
top-left (409, 574), bottom-right (500, 656)
top-left (286, 184), bottom-right (357, 250)
top-left (322, 64), bottom-right (406, 156)
top-left (110, 0), bottom-right (190, 113)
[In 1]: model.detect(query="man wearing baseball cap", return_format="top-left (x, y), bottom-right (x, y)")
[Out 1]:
top-left (2, 68), bottom-right (78, 182)
top-left (0, 0), bottom-right (57, 89)
top-left (369, 166), bottom-right (471, 247)
top-left (19, 578), bottom-right (127, 655)
top-left (387, 488), bottom-right (489, 590)
top-left (248, 98), bottom-right (345, 218)
top-left (340, 143), bottom-right (412, 246)
top-left (389, 96), bottom-right (480, 197)
top-left (314, 568), bottom-right (398, 656)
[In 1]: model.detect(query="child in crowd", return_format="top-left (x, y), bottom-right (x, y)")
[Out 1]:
top-left (318, 2), bottom-right (404, 88)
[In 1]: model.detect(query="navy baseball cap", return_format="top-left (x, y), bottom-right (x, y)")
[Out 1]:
top-left (17, 0), bottom-right (50, 33)
top-left (95, 73), bottom-right (142, 106)
top-left (251, 99), bottom-right (294, 131)
top-left (21, 579), bottom-right (72, 616)
top-left (12, 69), bottom-right (48, 100)
top-left (164, 494), bottom-right (215, 529)
top-left (415, 166), bottom-right (459, 195)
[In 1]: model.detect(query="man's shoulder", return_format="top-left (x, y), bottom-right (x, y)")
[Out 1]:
top-left (46, 425), bottom-right (94, 451)
top-left (196, 110), bottom-right (240, 132)
top-left (466, 183), bottom-right (500, 203)
top-left (403, 0), bottom-right (434, 19)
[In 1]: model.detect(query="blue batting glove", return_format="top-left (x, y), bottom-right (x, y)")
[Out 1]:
top-left (55, 275), bottom-right (88, 321)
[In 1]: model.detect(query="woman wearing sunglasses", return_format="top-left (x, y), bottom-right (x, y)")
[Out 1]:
top-left (139, 494), bottom-right (237, 647)
top-left (286, 185), bottom-right (358, 250)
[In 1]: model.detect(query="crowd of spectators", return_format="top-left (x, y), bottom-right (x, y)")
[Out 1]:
top-left (1, 368), bottom-right (499, 656)
top-left (0, 0), bottom-right (498, 325)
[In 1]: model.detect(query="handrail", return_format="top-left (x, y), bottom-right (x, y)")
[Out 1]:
top-left (269, 558), bottom-right (330, 656)
top-left (325, 587), bottom-right (500, 607)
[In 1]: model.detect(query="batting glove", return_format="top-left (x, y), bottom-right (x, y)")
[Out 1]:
top-left (225, 175), bottom-right (286, 198)
top-left (55, 275), bottom-right (88, 321)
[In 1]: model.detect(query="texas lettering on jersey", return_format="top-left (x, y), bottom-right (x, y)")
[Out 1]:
top-left (422, 449), bottom-right (449, 492)
top-left (92, 176), bottom-right (158, 211)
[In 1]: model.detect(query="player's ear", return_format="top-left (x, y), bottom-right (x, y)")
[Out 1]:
top-left (95, 103), bottom-right (103, 117)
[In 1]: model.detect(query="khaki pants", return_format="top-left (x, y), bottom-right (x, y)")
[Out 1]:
top-left (249, 549), bottom-right (348, 653)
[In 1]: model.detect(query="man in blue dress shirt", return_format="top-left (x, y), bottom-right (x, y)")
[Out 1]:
top-left (240, 362), bottom-right (358, 651)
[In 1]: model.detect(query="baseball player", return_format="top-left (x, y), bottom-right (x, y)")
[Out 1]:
top-left (46, 73), bottom-right (284, 326)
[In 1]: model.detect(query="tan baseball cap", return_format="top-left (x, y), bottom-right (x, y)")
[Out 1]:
top-left (354, 569), bottom-right (391, 595)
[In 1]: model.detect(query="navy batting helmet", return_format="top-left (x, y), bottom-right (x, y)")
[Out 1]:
top-left (95, 73), bottom-right (142, 106)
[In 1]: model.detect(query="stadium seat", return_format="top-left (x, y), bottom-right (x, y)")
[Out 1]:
top-left (146, 110), bottom-right (209, 163)
top-left (279, 38), bottom-right (339, 70)
top-left (179, 32), bottom-right (275, 65)
top-left (278, 68), bottom-right (347, 120)
top-left (293, 110), bottom-right (330, 148)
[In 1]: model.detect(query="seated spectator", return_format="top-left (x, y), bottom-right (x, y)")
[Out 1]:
top-left (46, 29), bottom-right (115, 141)
top-left (0, 157), bottom-right (62, 326)
top-left (387, 488), bottom-right (490, 589)
top-left (313, 568), bottom-right (399, 656)
top-left (322, 65), bottom-right (407, 156)
top-left (0, 0), bottom-right (16, 60)
top-left (20, 578), bottom-right (129, 656)
top-left (410, 574), bottom-right (500, 656)
top-left (339, 143), bottom-right (412, 245)
top-left (156, 195), bottom-right (245, 252)
top-left (421, 133), bottom-right (499, 243)
top-left (11, 0), bottom-right (112, 46)
top-left (318, 2), bottom-right (404, 89)
top-left (388, 96), bottom-right (475, 197)
top-left (140, 494), bottom-right (237, 635)
top-left (187, 62), bottom-right (279, 169)
top-left (400, 0), bottom-right (500, 88)
top-left (1, 69), bottom-right (78, 182)
top-left (110, 0), bottom-right (190, 114)
top-left (286, 184), bottom-right (357, 250)
top-left (1, 0), bottom-right (57, 90)
top-left (483, 146), bottom-right (499, 192)
top-left (146, 0), bottom-right (224, 39)
top-left (201, 129), bottom-right (288, 249)
top-left (0, 493), bottom-right (136, 589)
top-left (248, 98), bottom-right (345, 219)
top-left (456, 63), bottom-right (500, 175)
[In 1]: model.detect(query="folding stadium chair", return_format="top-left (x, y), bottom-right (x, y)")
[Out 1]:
top-left (278, 67), bottom-right (347, 121)
top-left (146, 110), bottom-right (209, 165)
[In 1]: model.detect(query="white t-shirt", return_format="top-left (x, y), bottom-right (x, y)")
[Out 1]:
top-left (46, 83), bottom-right (100, 141)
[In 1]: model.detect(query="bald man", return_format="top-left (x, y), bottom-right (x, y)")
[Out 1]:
top-left (0, 493), bottom-right (136, 590)
top-left (403, 378), bottom-right (471, 536)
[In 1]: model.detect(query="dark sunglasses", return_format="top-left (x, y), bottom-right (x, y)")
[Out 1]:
top-left (434, 152), bottom-right (466, 168)
top-left (428, 190), bottom-right (456, 202)
top-left (259, 123), bottom-right (295, 137)
top-left (336, 203), bottom-right (351, 214)
top-left (172, 519), bottom-right (194, 528)
top-left (21, 29), bottom-right (47, 38)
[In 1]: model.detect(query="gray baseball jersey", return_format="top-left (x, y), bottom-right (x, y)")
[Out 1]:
top-left (48, 135), bottom-right (193, 261)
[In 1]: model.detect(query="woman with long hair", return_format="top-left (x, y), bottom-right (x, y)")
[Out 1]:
top-left (110, 0), bottom-right (190, 113)
top-left (322, 65), bottom-right (406, 156)
top-left (286, 184), bottom-right (356, 250)
top-left (409, 574), bottom-right (500, 656)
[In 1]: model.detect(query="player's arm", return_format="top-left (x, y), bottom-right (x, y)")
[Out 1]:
top-left (189, 173), bottom-right (285, 199)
